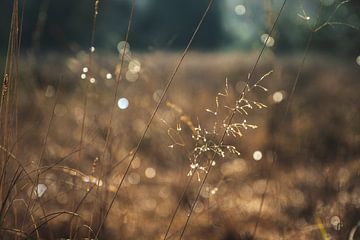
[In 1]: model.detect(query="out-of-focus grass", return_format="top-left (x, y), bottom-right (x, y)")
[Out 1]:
top-left (2, 52), bottom-right (359, 239)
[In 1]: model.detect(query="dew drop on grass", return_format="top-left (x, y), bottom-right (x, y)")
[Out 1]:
top-left (117, 97), bottom-right (129, 110)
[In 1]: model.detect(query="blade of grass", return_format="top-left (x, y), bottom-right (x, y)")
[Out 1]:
top-left (252, 4), bottom-right (323, 238)
top-left (95, 0), bottom-right (215, 237)
top-left (176, 0), bottom-right (289, 238)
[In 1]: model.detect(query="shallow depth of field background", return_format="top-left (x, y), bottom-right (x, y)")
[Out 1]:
top-left (0, 0), bottom-right (360, 239)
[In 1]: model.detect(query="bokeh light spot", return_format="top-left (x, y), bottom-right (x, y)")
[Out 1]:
top-left (234, 5), bottom-right (246, 16)
top-left (106, 73), bottom-right (112, 79)
top-left (126, 71), bottom-right (139, 82)
top-left (117, 97), bottom-right (129, 110)
top-left (253, 150), bottom-right (263, 161)
top-left (131, 157), bottom-right (141, 169)
top-left (128, 59), bottom-right (141, 73)
top-left (272, 91), bottom-right (284, 103)
top-left (117, 41), bottom-right (131, 55)
top-left (356, 55), bottom-right (360, 66)
top-left (128, 173), bottom-right (140, 185)
top-left (261, 34), bottom-right (275, 47)
top-left (145, 167), bottom-right (156, 178)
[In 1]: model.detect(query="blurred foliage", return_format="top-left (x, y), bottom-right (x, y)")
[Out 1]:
top-left (0, 0), bottom-right (359, 55)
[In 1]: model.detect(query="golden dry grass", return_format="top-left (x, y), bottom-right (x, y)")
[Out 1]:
top-left (1, 51), bottom-right (359, 239)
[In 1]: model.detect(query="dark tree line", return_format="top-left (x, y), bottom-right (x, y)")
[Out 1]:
top-left (0, 0), bottom-right (359, 56)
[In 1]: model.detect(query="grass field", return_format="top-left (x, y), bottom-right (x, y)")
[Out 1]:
top-left (0, 51), bottom-right (359, 239)
top-left (1, 0), bottom-right (360, 239)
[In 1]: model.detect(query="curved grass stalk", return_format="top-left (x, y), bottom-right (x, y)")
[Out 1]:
top-left (251, 3), bottom-right (328, 239)
top-left (174, 0), bottom-right (289, 238)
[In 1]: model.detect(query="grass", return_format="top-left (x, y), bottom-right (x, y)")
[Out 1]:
top-left (1, 0), bottom-right (360, 239)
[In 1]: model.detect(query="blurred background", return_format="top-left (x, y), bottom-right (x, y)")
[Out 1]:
top-left (1, 0), bottom-right (360, 56)
top-left (1, 0), bottom-right (360, 239)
